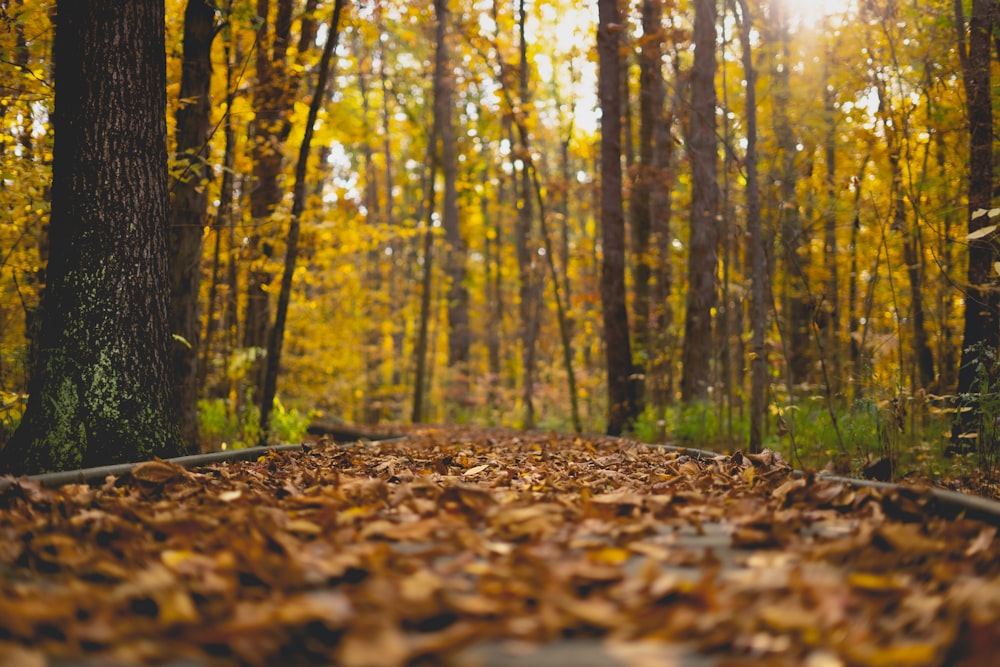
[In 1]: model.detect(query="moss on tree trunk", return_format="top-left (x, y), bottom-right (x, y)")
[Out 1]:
top-left (0, 0), bottom-right (183, 475)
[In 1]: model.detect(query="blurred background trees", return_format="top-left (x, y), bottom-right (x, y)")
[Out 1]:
top-left (0, 0), bottom-right (997, 479)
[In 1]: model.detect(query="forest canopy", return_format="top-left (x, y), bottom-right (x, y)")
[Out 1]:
top-left (0, 0), bottom-right (998, 477)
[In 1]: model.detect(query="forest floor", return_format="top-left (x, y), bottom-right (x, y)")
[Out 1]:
top-left (0, 426), bottom-right (998, 666)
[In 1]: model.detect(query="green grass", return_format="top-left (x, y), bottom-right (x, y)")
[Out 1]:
top-left (632, 396), bottom-right (972, 484)
top-left (198, 396), bottom-right (312, 450)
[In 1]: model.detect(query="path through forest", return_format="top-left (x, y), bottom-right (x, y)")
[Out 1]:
top-left (0, 427), bottom-right (998, 666)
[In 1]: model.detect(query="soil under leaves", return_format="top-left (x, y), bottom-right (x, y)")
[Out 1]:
top-left (0, 426), bottom-right (998, 666)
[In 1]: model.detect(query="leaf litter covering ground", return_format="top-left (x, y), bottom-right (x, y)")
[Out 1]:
top-left (0, 427), bottom-right (998, 667)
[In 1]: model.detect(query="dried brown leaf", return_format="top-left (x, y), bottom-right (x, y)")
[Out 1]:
top-left (130, 459), bottom-right (190, 484)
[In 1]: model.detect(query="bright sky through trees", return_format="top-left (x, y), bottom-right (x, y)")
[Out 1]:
top-left (782, 0), bottom-right (856, 26)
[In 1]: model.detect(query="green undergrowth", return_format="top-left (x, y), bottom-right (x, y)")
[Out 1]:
top-left (632, 396), bottom-right (997, 498)
top-left (198, 397), bottom-right (312, 450)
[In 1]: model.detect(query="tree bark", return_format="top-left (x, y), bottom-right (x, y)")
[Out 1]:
top-left (169, 0), bottom-right (215, 451)
top-left (2, 0), bottom-right (183, 474)
top-left (680, 0), bottom-right (720, 403)
top-left (649, 23), bottom-right (678, 419)
top-left (483, 165), bottom-right (503, 414)
top-left (411, 114), bottom-right (440, 423)
top-left (632, 0), bottom-right (662, 414)
top-left (822, 60), bottom-right (841, 396)
top-left (411, 224), bottom-right (436, 424)
top-left (598, 0), bottom-right (638, 434)
top-left (736, 0), bottom-right (766, 453)
top-left (515, 0), bottom-right (540, 429)
top-left (357, 40), bottom-right (383, 424)
top-left (954, 0), bottom-right (999, 434)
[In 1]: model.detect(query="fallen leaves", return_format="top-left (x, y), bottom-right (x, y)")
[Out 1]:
top-left (129, 459), bottom-right (193, 485)
top-left (0, 426), bottom-right (997, 666)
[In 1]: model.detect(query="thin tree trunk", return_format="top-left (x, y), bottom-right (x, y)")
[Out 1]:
top-left (934, 125), bottom-right (958, 394)
top-left (559, 132), bottom-right (573, 307)
top-left (491, 57), bottom-right (582, 431)
top-left (521, 153), bottom-right (583, 432)
top-left (246, 0), bottom-right (291, 395)
top-left (200, 22), bottom-right (240, 400)
top-left (649, 30), bottom-right (678, 421)
top-left (483, 165), bottom-right (503, 415)
top-left (411, 115), bottom-right (441, 423)
top-left (889, 129), bottom-right (935, 392)
top-left (680, 0), bottom-right (720, 402)
top-left (358, 47), bottom-right (384, 425)
top-left (223, 175), bottom-right (244, 406)
top-left (735, 0), bottom-right (766, 453)
top-left (377, 24), bottom-right (404, 410)
top-left (822, 60), bottom-right (841, 397)
top-left (169, 0), bottom-right (215, 450)
top-left (259, 0), bottom-right (343, 438)
top-left (411, 218), bottom-right (436, 424)
top-left (847, 152), bottom-right (870, 399)
top-left (598, 0), bottom-right (637, 434)
top-left (515, 0), bottom-right (540, 429)
top-left (632, 0), bottom-right (662, 415)
top-left (718, 20), bottom-right (736, 444)
top-left (869, 19), bottom-right (937, 396)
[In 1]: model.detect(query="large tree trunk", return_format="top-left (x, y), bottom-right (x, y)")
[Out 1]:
top-left (2, 0), bottom-right (183, 474)
top-left (169, 0), bottom-right (215, 451)
top-left (954, 0), bottom-right (999, 435)
top-left (680, 0), bottom-right (720, 402)
top-left (598, 0), bottom-right (637, 434)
